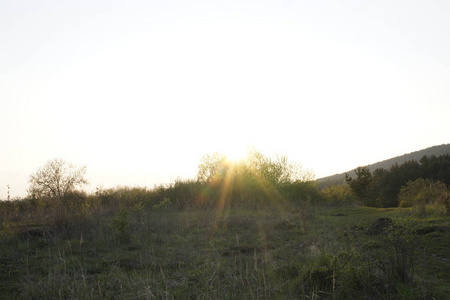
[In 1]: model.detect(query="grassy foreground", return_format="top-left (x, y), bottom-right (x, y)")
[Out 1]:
top-left (1, 203), bottom-right (450, 299)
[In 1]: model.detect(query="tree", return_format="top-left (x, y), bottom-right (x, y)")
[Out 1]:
top-left (245, 151), bottom-right (314, 185)
top-left (345, 166), bottom-right (374, 205)
top-left (196, 152), bottom-right (229, 183)
top-left (196, 151), bottom-right (315, 206)
top-left (197, 150), bottom-right (313, 185)
top-left (28, 159), bottom-right (87, 203)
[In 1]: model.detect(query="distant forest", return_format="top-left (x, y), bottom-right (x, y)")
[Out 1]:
top-left (318, 144), bottom-right (450, 185)
top-left (343, 152), bottom-right (450, 207)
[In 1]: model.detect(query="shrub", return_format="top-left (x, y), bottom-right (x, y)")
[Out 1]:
top-left (320, 184), bottom-right (355, 206)
top-left (112, 208), bottom-right (130, 243)
top-left (398, 178), bottom-right (448, 216)
top-left (379, 217), bottom-right (417, 283)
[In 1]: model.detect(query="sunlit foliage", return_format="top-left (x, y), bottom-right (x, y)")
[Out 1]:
top-left (197, 150), bottom-right (313, 184)
top-left (196, 150), bottom-right (315, 207)
top-left (320, 184), bottom-right (355, 206)
top-left (398, 178), bottom-right (448, 215)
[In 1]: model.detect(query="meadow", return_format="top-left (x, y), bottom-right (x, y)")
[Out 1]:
top-left (2, 153), bottom-right (450, 299)
top-left (1, 191), bottom-right (449, 300)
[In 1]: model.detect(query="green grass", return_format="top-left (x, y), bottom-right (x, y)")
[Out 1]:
top-left (1, 204), bottom-right (449, 299)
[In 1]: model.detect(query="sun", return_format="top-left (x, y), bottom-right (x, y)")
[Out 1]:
top-left (222, 145), bottom-right (252, 164)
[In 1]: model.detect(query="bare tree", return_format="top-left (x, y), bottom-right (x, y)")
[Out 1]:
top-left (28, 159), bottom-right (87, 202)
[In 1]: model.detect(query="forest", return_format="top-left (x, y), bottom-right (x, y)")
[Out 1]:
top-left (345, 154), bottom-right (450, 208)
top-left (1, 151), bottom-right (449, 299)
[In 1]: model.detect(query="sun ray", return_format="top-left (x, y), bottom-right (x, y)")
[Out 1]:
top-left (211, 161), bottom-right (235, 235)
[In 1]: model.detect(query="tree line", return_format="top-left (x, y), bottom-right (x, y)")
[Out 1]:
top-left (345, 154), bottom-right (450, 208)
top-left (7, 152), bottom-right (449, 214)
top-left (21, 151), bottom-right (319, 211)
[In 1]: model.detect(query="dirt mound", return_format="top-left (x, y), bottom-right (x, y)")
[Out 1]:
top-left (367, 218), bottom-right (392, 235)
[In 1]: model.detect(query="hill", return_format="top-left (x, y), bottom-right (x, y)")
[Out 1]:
top-left (317, 143), bottom-right (450, 186)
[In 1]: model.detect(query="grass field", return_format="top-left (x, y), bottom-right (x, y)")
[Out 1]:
top-left (1, 203), bottom-right (450, 299)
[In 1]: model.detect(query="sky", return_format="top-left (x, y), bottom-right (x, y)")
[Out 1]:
top-left (1, 0), bottom-right (449, 199)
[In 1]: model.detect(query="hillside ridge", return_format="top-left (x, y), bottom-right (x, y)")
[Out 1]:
top-left (318, 143), bottom-right (450, 185)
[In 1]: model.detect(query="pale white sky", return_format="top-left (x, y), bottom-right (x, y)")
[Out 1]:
top-left (1, 0), bottom-right (449, 199)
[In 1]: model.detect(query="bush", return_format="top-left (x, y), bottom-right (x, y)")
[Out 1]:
top-left (112, 208), bottom-right (130, 244)
top-left (378, 217), bottom-right (417, 283)
top-left (320, 184), bottom-right (355, 206)
top-left (398, 178), bottom-right (448, 216)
